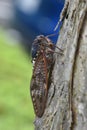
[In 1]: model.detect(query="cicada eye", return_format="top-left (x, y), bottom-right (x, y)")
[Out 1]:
top-left (31, 44), bottom-right (38, 59)
top-left (47, 42), bottom-right (54, 49)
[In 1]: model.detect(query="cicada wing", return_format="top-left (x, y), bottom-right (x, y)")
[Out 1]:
top-left (30, 54), bottom-right (48, 117)
top-left (30, 81), bottom-right (47, 117)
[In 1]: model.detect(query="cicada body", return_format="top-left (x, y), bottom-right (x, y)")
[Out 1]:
top-left (30, 35), bottom-right (55, 117)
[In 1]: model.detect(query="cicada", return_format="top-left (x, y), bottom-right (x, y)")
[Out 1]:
top-left (30, 35), bottom-right (62, 117)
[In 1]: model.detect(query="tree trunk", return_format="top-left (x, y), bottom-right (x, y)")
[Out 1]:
top-left (34, 0), bottom-right (87, 130)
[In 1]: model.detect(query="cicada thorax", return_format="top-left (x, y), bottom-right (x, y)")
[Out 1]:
top-left (30, 35), bottom-right (55, 117)
top-left (31, 35), bottom-right (54, 61)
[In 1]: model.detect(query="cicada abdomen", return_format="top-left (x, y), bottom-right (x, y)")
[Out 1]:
top-left (30, 35), bottom-right (56, 117)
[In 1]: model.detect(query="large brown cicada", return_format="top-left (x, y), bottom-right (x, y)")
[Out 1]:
top-left (30, 35), bottom-right (62, 117)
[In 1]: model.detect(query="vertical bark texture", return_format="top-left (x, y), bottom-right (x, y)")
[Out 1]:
top-left (34, 0), bottom-right (87, 130)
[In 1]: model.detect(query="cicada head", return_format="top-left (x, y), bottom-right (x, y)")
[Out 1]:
top-left (31, 35), bottom-right (55, 62)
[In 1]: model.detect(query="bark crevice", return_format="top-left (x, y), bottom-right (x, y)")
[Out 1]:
top-left (70, 11), bottom-right (87, 130)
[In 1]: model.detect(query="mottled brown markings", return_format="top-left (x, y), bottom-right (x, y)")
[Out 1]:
top-left (30, 35), bottom-right (62, 117)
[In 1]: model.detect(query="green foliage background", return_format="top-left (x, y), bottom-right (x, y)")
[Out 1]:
top-left (0, 30), bottom-right (34, 130)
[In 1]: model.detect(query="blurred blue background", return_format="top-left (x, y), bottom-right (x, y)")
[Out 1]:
top-left (0, 0), bottom-right (65, 52)
top-left (0, 0), bottom-right (65, 130)
top-left (13, 0), bottom-right (64, 49)
top-left (13, 0), bottom-right (64, 51)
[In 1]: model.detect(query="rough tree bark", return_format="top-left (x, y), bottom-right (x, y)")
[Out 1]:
top-left (34, 0), bottom-right (87, 130)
